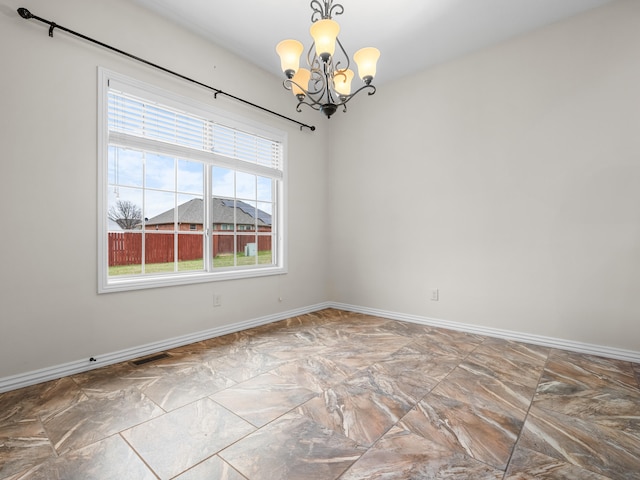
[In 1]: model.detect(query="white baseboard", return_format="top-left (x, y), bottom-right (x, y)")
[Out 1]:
top-left (330, 302), bottom-right (640, 364)
top-left (0, 302), bottom-right (332, 393)
top-left (2, 300), bottom-right (638, 393)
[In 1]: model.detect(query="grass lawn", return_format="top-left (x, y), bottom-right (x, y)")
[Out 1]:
top-left (109, 251), bottom-right (272, 276)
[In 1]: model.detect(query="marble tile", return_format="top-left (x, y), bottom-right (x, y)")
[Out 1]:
top-left (431, 362), bottom-right (536, 421)
top-left (2, 309), bottom-right (638, 479)
top-left (0, 378), bottom-right (86, 424)
top-left (71, 362), bottom-right (155, 397)
top-left (518, 405), bottom-right (640, 479)
top-left (140, 362), bottom-right (236, 411)
top-left (377, 319), bottom-right (434, 337)
top-left (122, 397), bottom-right (254, 480)
top-left (461, 353), bottom-right (545, 391)
top-left (205, 348), bottom-right (285, 383)
top-left (268, 355), bottom-right (351, 393)
top-left (340, 426), bottom-right (504, 480)
top-left (398, 393), bottom-right (522, 470)
top-left (320, 336), bottom-right (408, 373)
top-left (43, 387), bottom-right (163, 455)
top-left (173, 455), bottom-right (246, 480)
top-left (297, 368), bottom-right (415, 447)
top-left (475, 337), bottom-right (550, 367)
top-left (9, 434), bottom-right (156, 480)
top-left (504, 446), bottom-right (613, 480)
top-left (411, 328), bottom-right (485, 358)
top-left (210, 372), bottom-right (317, 427)
top-left (219, 412), bottom-right (365, 480)
top-left (0, 419), bottom-right (55, 479)
top-left (533, 375), bottom-right (640, 439)
top-left (363, 361), bottom-right (439, 403)
top-left (244, 331), bottom-right (329, 361)
top-left (308, 318), bottom-right (403, 348)
top-left (546, 350), bottom-right (638, 391)
top-left (383, 343), bottom-right (463, 382)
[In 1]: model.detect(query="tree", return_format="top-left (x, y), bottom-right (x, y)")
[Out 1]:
top-left (108, 200), bottom-right (142, 230)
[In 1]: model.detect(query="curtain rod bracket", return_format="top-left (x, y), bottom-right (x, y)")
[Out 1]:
top-left (16, 7), bottom-right (316, 132)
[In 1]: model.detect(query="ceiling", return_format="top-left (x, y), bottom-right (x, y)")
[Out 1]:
top-left (131, 0), bottom-right (614, 85)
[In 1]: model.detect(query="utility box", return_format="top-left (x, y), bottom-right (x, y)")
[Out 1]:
top-left (244, 242), bottom-right (257, 256)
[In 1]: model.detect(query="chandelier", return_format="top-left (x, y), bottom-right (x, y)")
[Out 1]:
top-left (276, 0), bottom-right (380, 119)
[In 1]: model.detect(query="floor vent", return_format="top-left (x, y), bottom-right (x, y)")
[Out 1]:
top-left (131, 353), bottom-right (170, 366)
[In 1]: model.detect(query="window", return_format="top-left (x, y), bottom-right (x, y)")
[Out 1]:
top-left (98, 69), bottom-right (286, 293)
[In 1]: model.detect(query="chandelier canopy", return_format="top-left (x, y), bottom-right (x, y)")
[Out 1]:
top-left (276, 0), bottom-right (380, 119)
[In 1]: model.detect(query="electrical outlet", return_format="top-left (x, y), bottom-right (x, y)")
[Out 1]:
top-left (213, 294), bottom-right (222, 307)
top-left (431, 289), bottom-right (439, 301)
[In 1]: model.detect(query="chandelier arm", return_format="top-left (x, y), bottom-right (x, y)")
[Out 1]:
top-left (283, 75), bottom-right (329, 107)
top-left (335, 84), bottom-right (376, 107)
top-left (307, 42), bottom-right (319, 69)
top-left (333, 37), bottom-right (351, 72)
top-left (296, 98), bottom-right (323, 112)
top-left (308, 69), bottom-right (328, 96)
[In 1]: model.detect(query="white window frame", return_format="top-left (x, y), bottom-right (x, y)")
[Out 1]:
top-left (97, 68), bottom-right (287, 293)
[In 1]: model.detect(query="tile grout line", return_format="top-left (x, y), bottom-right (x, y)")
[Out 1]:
top-left (499, 346), bottom-right (553, 480)
top-left (118, 432), bottom-right (161, 480)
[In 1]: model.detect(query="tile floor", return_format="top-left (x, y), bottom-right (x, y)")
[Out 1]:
top-left (1, 309), bottom-right (639, 479)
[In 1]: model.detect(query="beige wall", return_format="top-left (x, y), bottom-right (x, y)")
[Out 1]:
top-left (327, 0), bottom-right (640, 351)
top-left (0, 0), bottom-right (328, 379)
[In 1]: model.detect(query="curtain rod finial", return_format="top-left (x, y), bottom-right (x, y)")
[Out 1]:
top-left (17, 8), bottom-right (33, 19)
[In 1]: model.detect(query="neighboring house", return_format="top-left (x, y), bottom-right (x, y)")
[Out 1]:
top-left (144, 197), bottom-right (272, 232)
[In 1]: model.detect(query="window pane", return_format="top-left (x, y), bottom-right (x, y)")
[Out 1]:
top-left (177, 233), bottom-right (204, 271)
top-left (108, 232), bottom-right (142, 276)
top-left (256, 202), bottom-right (273, 230)
top-left (145, 190), bottom-right (176, 227)
top-left (108, 188), bottom-right (143, 231)
top-left (236, 172), bottom-right (256, 200)
top-left (177, 159), bottom-right (203, 194)
top-left (212, 166), bottom-right (234, 197)
top-left (109, 147), bottom-right (143, 188)
top-left (236, 200), bottom-right (257, 231)
top-left (212, 233), bottom-right (234, 268)
top-left (145, 154), bottom-right (175, 190)
top-left (258, 234), bottom-right (273, 265)
top-left (145, 232), bottom-right (174, 273)
top-left (257, 176), bottom-right (272, 202)
top-left (237, 234), bottom-right (257, 266)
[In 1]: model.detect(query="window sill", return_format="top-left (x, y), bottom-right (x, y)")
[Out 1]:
top-left (98, 265), bottom-right (286, 293)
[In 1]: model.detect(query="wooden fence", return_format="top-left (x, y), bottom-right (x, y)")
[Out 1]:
top-left (108, 232), bottom-right (271, 266)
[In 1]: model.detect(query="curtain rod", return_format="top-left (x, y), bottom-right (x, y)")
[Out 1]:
top-left (17, 7), bottom-right (316, 132)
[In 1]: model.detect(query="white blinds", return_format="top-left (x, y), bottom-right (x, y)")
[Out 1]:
top-left (107, 91), bottom-right (282, 171)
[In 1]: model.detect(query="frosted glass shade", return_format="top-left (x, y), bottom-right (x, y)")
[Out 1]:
top-left (353, 47), bottom-right (380, 83)
top-left (333, 69), bottom-right (354, 96)
top-left (291, 68), bottom-right (311, 97)
top-left (310, 19), bottom-right (340, 60)
top-left (276, 39), bottom-right (304, 77)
